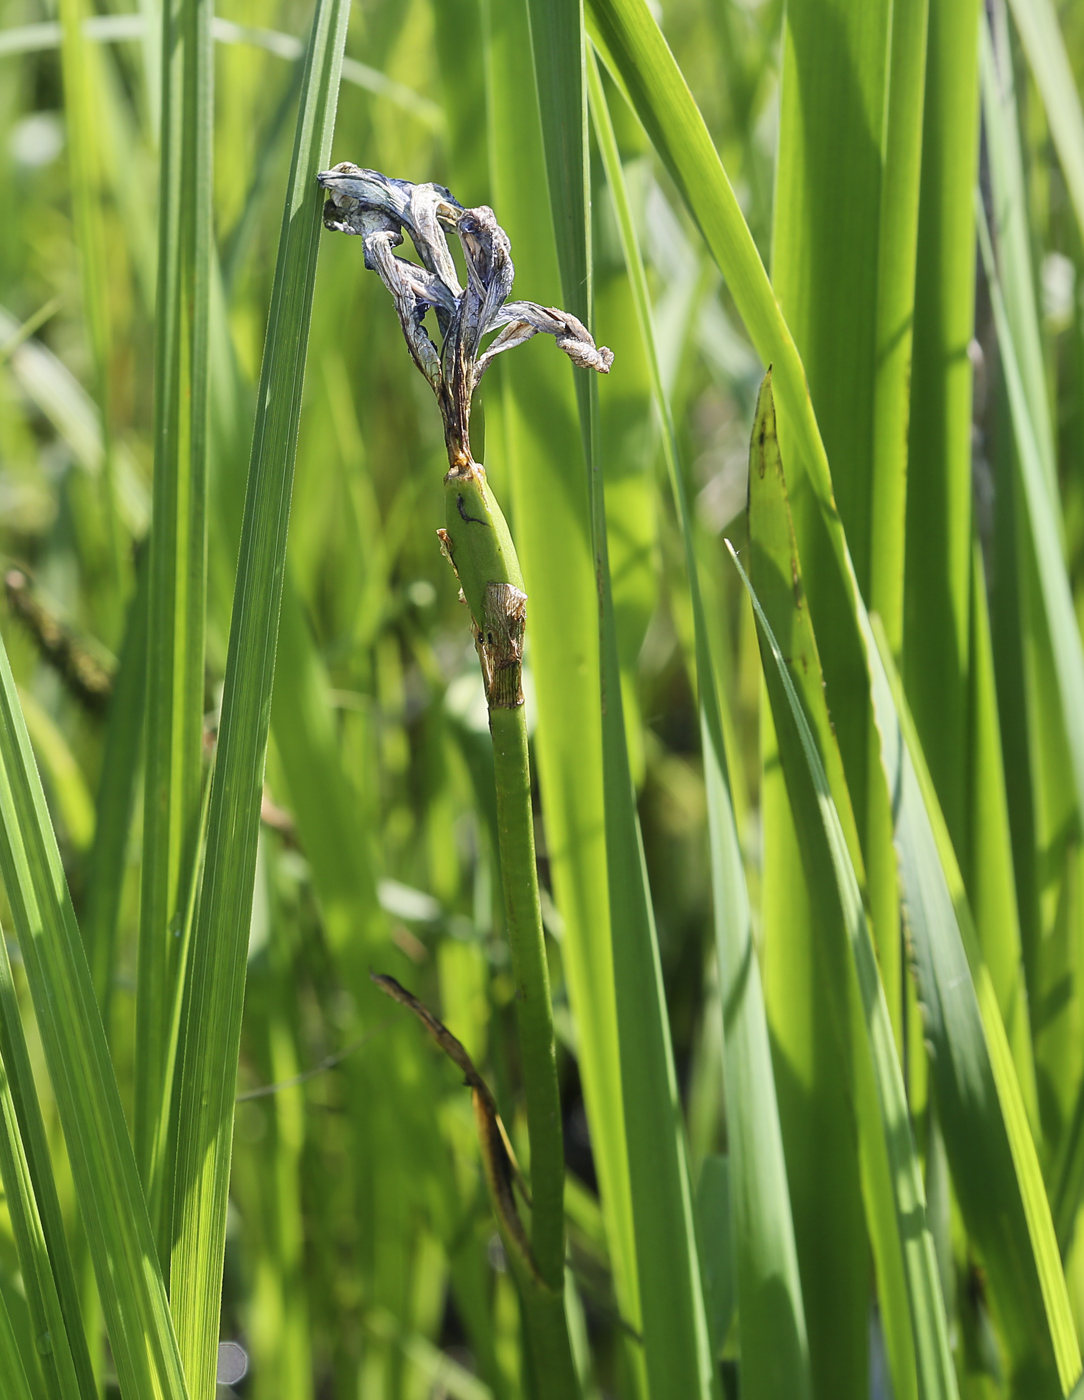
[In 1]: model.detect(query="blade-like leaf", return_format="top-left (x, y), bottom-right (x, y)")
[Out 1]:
top-left (0, 1284), bottom-right (34, 1400)
top-left (58, 0), bottom-right (124, 611)
top-left (589, 53), bottom-right (810, 1400)
top-left (0, 638), bottom-right (188, 1399)
top-left (585, 0), bottom-right (833, 531)
top-left (136, 0), bottom-right (212, 1243)
top-left (904, 0), bottom-right (981, 850)
top-left (743, 376), bottom-right (953, 1400)
top-left (965, 540), bottom-right (1039, 1130)
top-left (981, 10), bottom-right (1057, 492)
top-left (870, 0), bottom-right (928, 655)
top-left (0, 930), bottom-right (94, 1400)
top-left (584, 0), bottom-right (903, 1044)
top-left (866, 612), bottom-right (1081, 1395)
top-left (167, 3), bottom-right (350, 1396)
top-left (583, 9), bottom-right (945, 1393)
top-left (526, 3), bottom-right (717, 1394)
top-left (730, 516), bottom-right (957, 1398)
top-left (976, 205), bottom-right (1084, 887)
top-left (950, 5), bottom-right (1040, 1135)
top-left (1004, 0), bottom-right (1084, 248)
top-left (84, 562), bottom-right (147, 1016)
top-left (768, 3), bottom-right (929, 1389)
top-left (980, 9), bottom-right (1079, 1167)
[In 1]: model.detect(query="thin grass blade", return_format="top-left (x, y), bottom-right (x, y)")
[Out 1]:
top-left (981, 10), bottom-right (1057, 492)
top-left (942, 4), bottom-right (1040, 1132)
top-left (57, 0), bottom-right (124, 614)
top-left (0, 933), bottom-right (94, 1400)
top-left (585, 0), bottom-right (830, 517)
top-left (583, 0), bottom-right (905, 962)
top-left (137, 0), bottom-right (213, 1246)
top-left (767, 5), bottom-right (927, 1388)
top-left (865, 616), bottom-right (1081, 1395)
top-left (589, 54), bottom-right (810, 1400)
top-left (976, 205), bottom-right (1084, 871)
top-left (526, 4), bottom-right (717, 1393)
top-left (979, 17), bottom-right (1079, 1148)
top-left (0, 642), bottom-right (187, 1397)
top-left (0, 1284), bottom-right (34, 1400)
top-left (167, 3), bottom-right (350, 1396)
top-left (729, 528), bottom-right (957, 1397)
top-left (728, 417), bottom-right (957, 1400)
top-left (744, 378), bottom-right (950, 1400)
top-left (1004, 0), bottom-right (1084, 247)
top-left (903, 0), bottom-right (981, 852)
top-left (870, 0), bottom-right (928, 656)
top-left (965, 541), bottom-right (1038, 1129)
top-left (84, 562), bottom-right (148, 1017)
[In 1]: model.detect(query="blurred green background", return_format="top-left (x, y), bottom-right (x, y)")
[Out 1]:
top-left (2, 0), bottom-right (1084, 1396)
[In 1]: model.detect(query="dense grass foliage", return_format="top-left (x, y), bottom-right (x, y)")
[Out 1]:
top-left (1, 0), bottom-right (1084, 1396)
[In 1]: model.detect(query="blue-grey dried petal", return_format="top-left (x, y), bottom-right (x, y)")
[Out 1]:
top-left (361, 220), bottom-right (444, 389)
top-left (318, 163), bottom-right (462, 297)
top-left (408, 186), bottom-right (463, 298)
top-left (472, 319), bottom-right (536, 386)
top-left (478, 301), bottom-right (613, 377)
top-left (454, 206), bottom-right (515, 362)
top-left (319, 164), bottom-right (613, 462)
top-left (319, 163), bottom-right (416, 224)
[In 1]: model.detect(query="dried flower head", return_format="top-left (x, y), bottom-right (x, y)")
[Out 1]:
top-left (317, 163), bottom-right (613, 469)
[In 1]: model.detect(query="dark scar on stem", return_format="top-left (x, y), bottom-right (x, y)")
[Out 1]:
top-left (457, 494), bottom-right (489, 526)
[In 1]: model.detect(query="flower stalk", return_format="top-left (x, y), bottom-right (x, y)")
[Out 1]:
top-left (318, 163), bottom-right (612, 1394)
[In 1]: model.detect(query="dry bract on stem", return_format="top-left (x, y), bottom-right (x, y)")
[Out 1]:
top-left (473, 581), bottom-right (528, 709)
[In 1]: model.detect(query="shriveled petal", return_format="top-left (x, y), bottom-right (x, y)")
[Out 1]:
top-left (376, 253), bottom-right (457, 321)
top-left (477, 301), bottom-right (614, 380)
top-left (318, 163), bottom-right (462, 298)
top-left (473, 320), bottom-right (539, 385)
top-left (319, 164), bottom-right (414, 225)
top-left (319, 165), bottom-right (614, 463)
top-left (453, 206), bottom-right (515, 361)
top-left (408, 185), bottom-right (463, 298)
top-left (359, 213), bottom-right (443, 389)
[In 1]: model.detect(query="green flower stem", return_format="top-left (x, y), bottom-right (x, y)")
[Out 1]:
top-left (316, 161), bottom-right (604, 1396)
top-left (488, 701), bottom-right (560, 1262)
top-left (441, 458), bottom-right (578, 1395)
